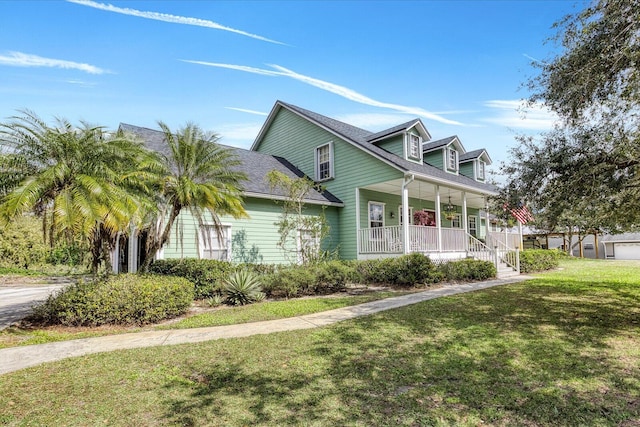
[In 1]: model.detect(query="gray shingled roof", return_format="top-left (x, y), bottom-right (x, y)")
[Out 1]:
top-left (599, 233), bottom-right (640, 243)
top-left (422, 136), bottom-right (457, 152)
top-left (459, 148), bottom-right (492, 164)
top-left (119, 123), bottom-right (342, 206)
top-left (366, 119), bottom-right (425, 143)
top-left (276, 102), bottom-right (498, 194)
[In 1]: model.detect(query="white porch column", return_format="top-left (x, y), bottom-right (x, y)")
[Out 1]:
top-left (402, 175), bottom-right (414, 254)
top-left (128, 226), bottom-right (138, 273)
top-left (435, 185), bottom-right (442, 252)
top-left (111, 232), bottom-right (121, 274)
top-left (462, 191), bottom-right (468, 234)
top-left (355, 188), bottom-right (361, 256)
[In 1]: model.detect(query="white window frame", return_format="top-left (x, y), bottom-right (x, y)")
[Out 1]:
top-left (447, 148), bottom-right (458, 172)
top-left (451, 213), bottom-right (462, 228)
top-left (407, 133), bottom-right (421, 160)
top-left (297, 228), bottom-right (321, 264)
top-left (368, 201), bottom-right (385, 240)
top-left (477, 160), bottom-right (486, 180)
top-left (315, 142), bottom-right (334, 181)
top-left (398, 205), bottom-right (413, 225)
top-left (198, 223), bottom-right (232, 261)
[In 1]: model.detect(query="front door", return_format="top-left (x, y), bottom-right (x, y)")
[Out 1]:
top-left (468, 215), bottom-right (477, 237)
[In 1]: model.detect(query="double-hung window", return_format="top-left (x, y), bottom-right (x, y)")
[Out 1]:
top-left (315, 142), bottom-right (333, 181)
top-left (408, 134), bottom-right (421, 159)
top-left (451, 214), bottom-right (462, 228)
top-left (447, 148), bottom-right (458, 171)
top-left (199, 224), bottom-right (231, 261)
top-left (298, 228), bottom-right (320, 264)
top-left (368, 202), bottom-right (385, 240)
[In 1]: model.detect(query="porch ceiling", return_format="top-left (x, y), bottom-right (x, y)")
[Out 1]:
top-left (362, 178), bottom-right (487, 209)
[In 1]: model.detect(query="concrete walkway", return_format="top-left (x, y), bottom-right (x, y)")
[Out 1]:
top-left (0, 276), bottom-right (531, 375)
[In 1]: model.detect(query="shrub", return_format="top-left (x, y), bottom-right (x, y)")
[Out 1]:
top-left (439, 259), bottom-right (496, 281)
top-left (0, 215), bottom-right (48, 269)
top-left (148, 258), bottom-right (234, 299)
top-left (262, 267), bottom-right (315, 298)
top-left (519, 249), bottom-right (561, 273)
top-left (353, 253), bottom-right (439, 287)
top-left (28, 274), bottom-right (194, 326)
top-left (312, 261), bottom-right (352, 293)
top-left (223, 269), bottom-right (265, 306)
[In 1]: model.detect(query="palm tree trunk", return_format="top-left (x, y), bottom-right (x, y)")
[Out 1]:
top-left (139, 205), bottom-right (181, 272)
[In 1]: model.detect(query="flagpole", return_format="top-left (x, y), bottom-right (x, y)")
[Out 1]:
top-left (518, 221), bottom-right (523, 250)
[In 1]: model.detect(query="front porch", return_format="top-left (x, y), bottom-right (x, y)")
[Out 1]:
top-left (354, 174), bottom-right (522, 275)
top-left (358, 225), bottom-right (472, 256)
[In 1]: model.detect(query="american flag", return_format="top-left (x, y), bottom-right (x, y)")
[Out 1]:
top-left (508, 203), bottom-right (533, 224)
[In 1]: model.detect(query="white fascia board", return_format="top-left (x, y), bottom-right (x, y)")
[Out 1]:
top-left (407, 171), bottom-right (499, 196)
top-left (243, 191), bottom-right (344, 207)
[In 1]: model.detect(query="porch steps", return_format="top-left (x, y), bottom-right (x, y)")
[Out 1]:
top-left (497, 263), bottom-right (520, 279)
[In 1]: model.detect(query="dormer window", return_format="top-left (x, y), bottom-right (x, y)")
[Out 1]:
top-left (478, 160), bottom-right (486, 180)
top-left (315, 142), bottom-right (334, 181)
top-left (408, 134), bottom-right (421, 159)
top-left (447, 148), bottom-right (458, 171)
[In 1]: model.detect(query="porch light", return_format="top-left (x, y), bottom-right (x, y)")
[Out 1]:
top-left (443, 196), bottom-right (457, 220)
top-left (389, 211), bottom-right (395, 219)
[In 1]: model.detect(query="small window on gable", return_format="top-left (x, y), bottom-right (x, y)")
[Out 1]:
top-left (447, 148), bottom-right (458, 171)
top-left (408, 134), bottom-right (421, 159)
top-left (315, 142), bottom-right (334, 181)
top-left (477, 160), bottom-right (486, 180)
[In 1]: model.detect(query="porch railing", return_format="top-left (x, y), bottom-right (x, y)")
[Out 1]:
top-left (358, 225), bottom-right (469, 254)
top-left (487, 231), bottom-right (521, 250)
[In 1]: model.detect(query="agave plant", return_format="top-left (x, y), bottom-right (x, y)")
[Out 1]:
top-left (223, 269), bottom-right (265, 306)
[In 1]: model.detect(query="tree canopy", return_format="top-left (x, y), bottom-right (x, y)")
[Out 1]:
top-left (138, 122), bottom-right (248, 271)
top-left (499, 0), bottom-right (640, 235)
top-left (0, 111), bottom-right (158, 272)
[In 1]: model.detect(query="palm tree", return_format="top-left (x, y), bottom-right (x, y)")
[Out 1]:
top-left (0, 110), bottom-right (158, 273)
top-left (138, 122), bottom-right (248, 271)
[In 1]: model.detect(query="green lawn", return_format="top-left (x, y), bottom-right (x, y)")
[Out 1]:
top-left (1, 259), bottom-right (638, 426)
top-left (0, 291), bottom-right (401, 349)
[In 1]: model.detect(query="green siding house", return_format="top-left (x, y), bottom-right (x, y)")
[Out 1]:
top-left (115, 101), bottom-right (519, 275)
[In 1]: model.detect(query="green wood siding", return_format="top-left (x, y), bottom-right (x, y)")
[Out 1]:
top-left (423, 150), bottom-right (444, 169)
top-left (161, 197), bottom-right (340, 264)
top-left (375, 135), bottom-right (405, 158)
top-left (459, 161), bottom-right (474, 179)
top-left (255, 107), bottom-right (402, 259)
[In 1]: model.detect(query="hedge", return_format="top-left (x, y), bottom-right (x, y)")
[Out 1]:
top-left (438, 259), bottom-right (496, 281)
top-left (28, 274), bottom-right (194, 326)
top-left (519, 249), bottom-right (562, 273)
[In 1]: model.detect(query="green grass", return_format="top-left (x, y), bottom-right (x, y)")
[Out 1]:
top-left (1, 259), bottom-right (638, 426)
top-left (0, 291), bottom-right (400, 348)
top-left (159, 291), bottom-right (400, 329)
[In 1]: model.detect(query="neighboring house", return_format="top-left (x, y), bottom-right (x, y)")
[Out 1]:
top-left (115, 101), bottom-right (518, 274)
top-left (600, 233), bottom-right (640, 260)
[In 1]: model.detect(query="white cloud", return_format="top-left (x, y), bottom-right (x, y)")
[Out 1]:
top-left (225, 107), bottom-right (268, 116)
top-left (0, 51), bottom-right (108, 74)
top-left (483, 99), bottom-right (559, 130)
top-left (68, 0), bottom-right (286, 45)
top-left (182, 60), bottom-right (464, 126)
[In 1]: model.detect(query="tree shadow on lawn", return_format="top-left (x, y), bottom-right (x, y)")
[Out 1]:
top-left (161, 280), bottom-right (640, 426)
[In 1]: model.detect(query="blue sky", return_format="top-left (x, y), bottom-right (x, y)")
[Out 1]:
top-left (0, 0), bottom-right (587, 171)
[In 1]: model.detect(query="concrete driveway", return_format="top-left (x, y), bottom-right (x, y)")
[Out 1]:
top-left (0, 278), bottom-right (72, 329)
